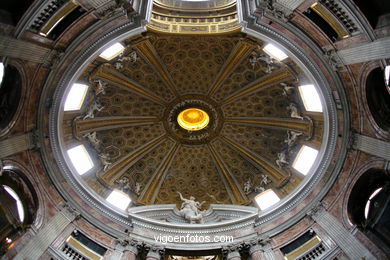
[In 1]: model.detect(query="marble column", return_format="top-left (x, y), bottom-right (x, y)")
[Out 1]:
top-left (0, 133), bottom-right (35, 158)
top-left (14, 204), bottom-right (80, 260)
top-left (249, 244), bottom-right (263, 260)
top-left (353, 134), bottom-right (390, 160)
top-left (337, 37), bottom-right (390, 65)
top-left (0, 35), bottom-right (52, 64)
top-left (121, 244), bottom-right (138, 260)
top-left (309, 205), bottom-right (376, 260)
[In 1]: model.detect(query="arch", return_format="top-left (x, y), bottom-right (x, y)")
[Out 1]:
top-left (0, 166), bottom-right (39, 256)
top-left (365, 67), bottom-right (390, 133)
top-left (347, 168), bottom-right (390, 254)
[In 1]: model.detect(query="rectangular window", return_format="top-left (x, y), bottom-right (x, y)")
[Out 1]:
top-left (298, 84), bottom-right (323, 112)
top-left (0, 62), bottom-right (4, 85)
top-left (292, 145), bottom-right (319, 175)
top-left (99, 42), bottom-right (124, 60)
top-left (106, 190), bottom-right (131, 210)
top-left (67, 145), bottom-right (94, 175)
top-left (263, 43), bottom-right (288, 61)
top-left (255, 189), bottom-right (280, 210)
top-left (64, 83), bottom-right (89, 111)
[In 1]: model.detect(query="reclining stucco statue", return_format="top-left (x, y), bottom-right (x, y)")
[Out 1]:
top-left (177, 192), bottom-right (206, 224)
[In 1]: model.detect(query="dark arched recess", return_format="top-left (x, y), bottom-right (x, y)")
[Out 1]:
top-left (348, 169), bottom-right (390, 255)
top-left (0, 64), bottom-right (22, 131)
top-left (0, 169), bottom-right (38, 256)
top-left (366, 67), bottom-right (390, 132)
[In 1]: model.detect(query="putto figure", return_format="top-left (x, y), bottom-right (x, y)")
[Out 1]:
top-left (177, 192), bottom-right (205, 224)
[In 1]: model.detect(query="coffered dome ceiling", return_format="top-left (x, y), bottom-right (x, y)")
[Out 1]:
top-left (56, 31), bottom-right (327, 213)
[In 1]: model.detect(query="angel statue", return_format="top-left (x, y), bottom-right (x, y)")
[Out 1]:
top-left (177, 192), bottom-right (206, 224)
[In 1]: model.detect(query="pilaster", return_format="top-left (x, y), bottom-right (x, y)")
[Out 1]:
top-left (14, 204), bottom-right (80, 260)
top-left (337, 37), bottom-right (390, 65)
top-left (308, 204), bottom-right (376, 260)
top-left (352, 134), bottom-right (390, 160)
top-left (0, 133), bottom-right (35, 158)
top-left (0, 35), bottom-right (52, 64)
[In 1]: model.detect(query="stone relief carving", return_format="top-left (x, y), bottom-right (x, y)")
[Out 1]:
top-left (177, 192), bottom-right (206, 224)
top-left (287, 103), bottom-right (304, 120)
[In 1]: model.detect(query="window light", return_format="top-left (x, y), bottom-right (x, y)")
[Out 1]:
top-left (292, 145), bottom-right (319, 175)
top-left (64, 83), bottom-right (89, 111)
top-left (255, 189), bottom-right (280, 210)
top-left (3, 185), bottom-right (24, 222)
top-left (298, 84), bottom-right (323, 112)
top-left (67, 145), bottom-right (94, 175)
top-left (106, 189), bottom-right (131, 210)
top-left (364, 187), bottom-right (383, 219)
top-left (0, 62), bottom-right (4, 85)
top-left (99, 43), bottom-right (124, 60)
top-left (263, 43), bottom-right (288, 61)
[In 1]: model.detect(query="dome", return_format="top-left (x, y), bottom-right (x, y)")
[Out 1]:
top-left (48, 27), bottom-right (335, 217)
top-left (1, 0), bottom-right (389, 259)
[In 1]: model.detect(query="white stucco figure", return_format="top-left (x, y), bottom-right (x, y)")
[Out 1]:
top-left (177, 192), bottom-right (205, 224)
top-left (243, 179), bottom-right (252, 194)
top-left (276, 151), bottom-right (289, 169)
top-left (287, 103), bottom-right (304, 120)
top-left (83, 100), bottom-right (104, 120)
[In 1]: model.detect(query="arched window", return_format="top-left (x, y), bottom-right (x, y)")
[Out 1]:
top-left (0, 169), bottom-right (38, 256)
top-left (366, 67), bottom-right (390, 132)
top-left (0, 64), bottom-right (22, 131)
top-left (348, 169), bottom-right (390, 254)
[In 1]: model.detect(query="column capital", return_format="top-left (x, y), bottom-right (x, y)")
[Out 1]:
top-left (249, 244), bottom-right (263, 255)
top-left (306, 202), bottom-right (326, 220)
top-left (226, 250), bottom-right (241, 260)
top-left (145, 245), bottom-right (164, 260)
top-left (60, 203), bottom-right (81, 221)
